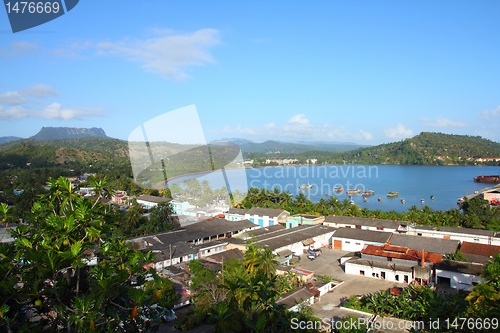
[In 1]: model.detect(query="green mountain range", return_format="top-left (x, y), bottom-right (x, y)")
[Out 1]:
top-left (332, 132), bottom-right (500, 165)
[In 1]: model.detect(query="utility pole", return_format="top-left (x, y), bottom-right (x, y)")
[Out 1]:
top-left (169, 244), bottom-right (172, 267)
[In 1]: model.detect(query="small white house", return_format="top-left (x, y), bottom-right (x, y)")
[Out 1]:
top-left (245, 207), bottom-right (290, 227)
top-left (276, 287), bottom-right (315, 312)
top-left (435, 260), bottom-right (486, 291)
top-left (330, 228), bottom-right (392, 252)
top-left (136, 195), bottom-right (171, 209)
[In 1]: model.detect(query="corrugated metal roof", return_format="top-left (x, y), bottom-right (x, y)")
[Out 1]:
top-left (324, 215), bottom-right (409, 229)
top-left (435, 260), bottom-right (483, 275)
top-left (389, 234), bottom-right (459, 255)
top-left (439, 226), bottom-right (495, 237)
top-left (460, 241), bottom-right (500, 257)
top-left (331, 228), bottom-right (392, 243)
top-left (246, 207), bottom-right (290, 218)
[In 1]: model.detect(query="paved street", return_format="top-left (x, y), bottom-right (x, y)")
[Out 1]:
top-left (294, 247), bottom-right (410, 332)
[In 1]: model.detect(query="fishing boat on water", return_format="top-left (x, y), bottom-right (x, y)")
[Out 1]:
top-left (346, 188), bottom-right (362, 195)
top-left (378, 197), bottom-right (382, 202)
top-left (362, 190), bottom-right (375, 196)
top-left (401, 199), bottom-right (405, 204)
top-left (421, 198), bottom-right (425, 204)
top-left (364, 197), bottom-right (369, 202)
top-left (333, 186), bottom-right (344, 192)
top-left (299, 183), bottom-right (313, 189)
top-left (387, 191), bottom-right (399, 198)
top-left (430, 195), bottom-right (435, 200)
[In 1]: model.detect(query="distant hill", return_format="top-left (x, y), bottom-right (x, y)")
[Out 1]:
top-left (227, 139), bottom-right (366, 154)
top-left (336, 132), bottom-right (500, 165)
top-left (0, 141), bottom-right (129, 169)
top-left (30, 127), bottom-right (109, 141)
top-left (0, 136), bottom-right (22, 144)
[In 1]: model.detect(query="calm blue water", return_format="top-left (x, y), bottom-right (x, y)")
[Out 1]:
top-left (169, 165), bottom-right (499, 212)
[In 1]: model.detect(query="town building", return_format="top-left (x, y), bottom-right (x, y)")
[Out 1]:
top-left (434, 260), bottom-right (486, 291)
top-left (459, 241), bottom-right (500, 264)
top-left (285, 214), bottom-right (324, 228)
top-left (388, 233), bottom-right (460, 255)
top-left (324, 215), bottom-right (409, 233)
top-left (330, 228), bottom-right (392, 252)
top-left (244, 207), bottom-right (290, 227)
top-left (136, 194), bottom-right (171, 209)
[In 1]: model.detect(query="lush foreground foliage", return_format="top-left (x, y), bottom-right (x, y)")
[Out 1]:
top-left (174, 242), bottom-right (320, 332)
top-left (0, 177), bottom-right (178, 332)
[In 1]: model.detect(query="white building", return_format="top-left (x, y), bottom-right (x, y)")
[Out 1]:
top-left (330, 228), bottom-right (392, 252)
top-left (435, 260), bottom-right (486, 291)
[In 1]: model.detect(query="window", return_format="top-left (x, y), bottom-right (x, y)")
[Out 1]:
top-left (345, 241), bottom-right (350, 244)
top-left (377, 227), bottom-right (383, 230)
top-left (360, 270), bottom-right (365, 276)
top-left (417, 233), bottom-right (422, 236)
top-left (395, 275), bottom-right (399, 281)
top-left (355, 242), bottom-right (360, 245)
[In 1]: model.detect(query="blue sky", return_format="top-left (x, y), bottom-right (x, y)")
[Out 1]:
top-left (1, 0), bottom-right (500, 145)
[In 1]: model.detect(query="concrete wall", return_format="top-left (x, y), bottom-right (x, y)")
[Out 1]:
top-left (345, 261), bottom-right (413, 284)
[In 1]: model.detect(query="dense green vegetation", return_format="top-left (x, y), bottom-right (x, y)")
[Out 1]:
top-left (247, 132), bottom-right (500, 166)
top-left (175, 241), bottom-right (320, 332)
top-left (0, 177), bottom-right (178, 332)
top-left (238, 187), bottom-right (500, 231)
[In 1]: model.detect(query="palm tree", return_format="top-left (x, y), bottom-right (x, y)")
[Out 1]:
top-left (293, 192), bottom-right (310, 209)
top-left (88, 175), bottom-right (114, 209)
top-left (280, 190), bottom-right (293, 207)
top-left (243, 244), bottom-right (261, 274)
top-left (0, 202), bottom-right (10, 224)
top-left (259, 247), bottom-right (278, 280)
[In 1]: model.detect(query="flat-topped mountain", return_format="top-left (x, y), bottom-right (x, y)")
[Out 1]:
top-left (30, 127), bottom-right (109, 141)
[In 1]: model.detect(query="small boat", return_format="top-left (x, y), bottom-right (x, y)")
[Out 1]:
top-left (346, 188), bottom-right (362, 195)
top-left (299, 183), bottom-right (313, 189)
top-left (421, 199), bottom-right (425, 204)
top-left (387, 191), bottom-right (399, 198)
top-left (401, 199), bottom-right (405, 204)
top-left (349, 200), bottom-right (355, 205)
top-left (378, 197), bottom-right (382, 202)
top-left (333, 186), bottom-right (344, 192)
top-left (430, 195), bottom-right (435, 200)
top-left (362, 190), bottom-right (375, 196)
top-left (364, 197), bottom-right (369, 203)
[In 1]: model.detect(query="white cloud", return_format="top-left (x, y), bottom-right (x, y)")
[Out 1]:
top-left (420, 116), bottom-right (466, 128)
top-left (216, 114), bottom-right (373, 143)
top-left (0, 85), bottom-right (104, 120)
top-left (288, 113), bottom-right (311, 125)
top-left (383, 123), bottom-right (414, 139)
top-left (0, 41), bottom-right (37, 57)
top-left (20, 84), bottom-right (59, 98)
top-left (42, 103), bottom-right (105, 120)
top-left (479, 105), bottom-right (500, 119)
top-left (0, 103), bottom-right (105, 120)
top-left (0, 91), bottom-right (26, 105)
top-left (0, 84), bottom-right (58, 105)
top-left (95, 29), bottom-right (220, 81)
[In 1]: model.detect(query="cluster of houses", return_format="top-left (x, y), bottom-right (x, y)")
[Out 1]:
top-left (120, 206), bottom-right (500, 312)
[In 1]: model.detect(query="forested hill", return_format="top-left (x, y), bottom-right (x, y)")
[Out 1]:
top-left (0, 141), bottom-right (129, 169)
top-left (0, 137), bottom-right (129, 156)
top-left (334, 132), bottom-right (500, 165)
